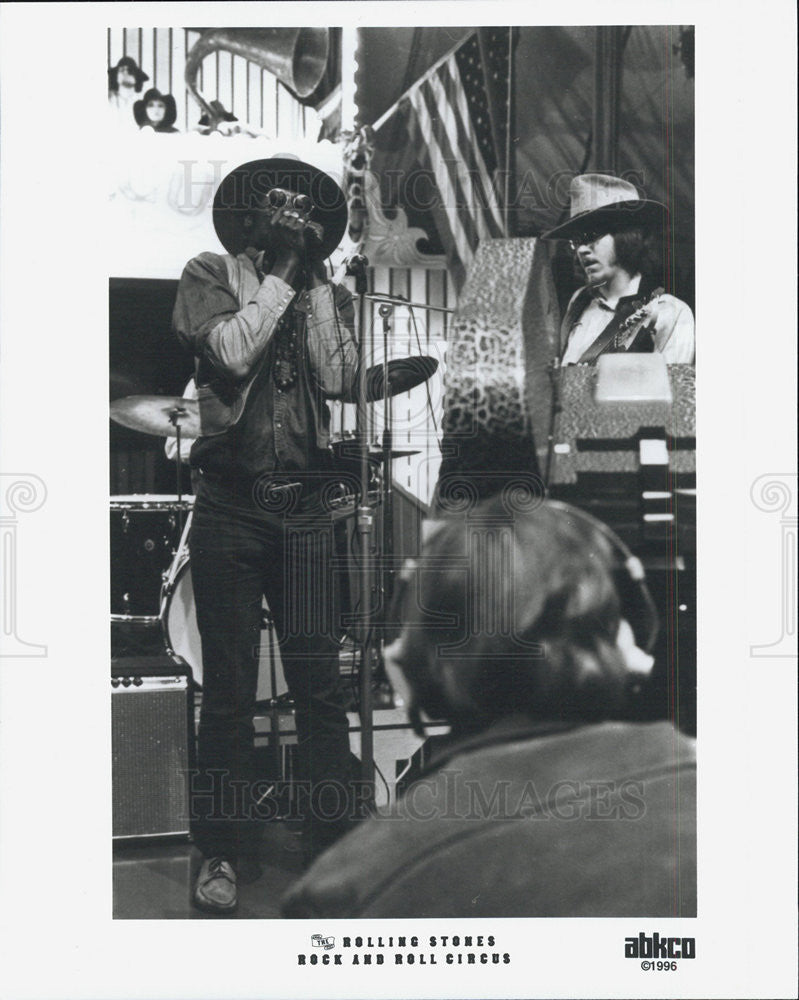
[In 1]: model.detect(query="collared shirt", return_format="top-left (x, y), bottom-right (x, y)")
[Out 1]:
top-left (560, 273), bottom-right (695, 365)
top-left (173, 250), bottom-right (357, 485)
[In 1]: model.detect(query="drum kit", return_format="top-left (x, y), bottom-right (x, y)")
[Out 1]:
top-left (109, 355), bottom-right (439, 689)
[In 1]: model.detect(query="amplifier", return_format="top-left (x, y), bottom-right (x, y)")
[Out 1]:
top-left (111, 655), bottom-right (193, 840)
top-left (550, 363), bottom-right (696, 486)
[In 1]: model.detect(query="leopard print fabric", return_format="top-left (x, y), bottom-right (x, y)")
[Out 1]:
top-left (435, 239), bottom-right (560, 511)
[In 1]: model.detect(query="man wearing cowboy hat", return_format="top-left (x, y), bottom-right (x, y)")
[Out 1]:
top-left (543, 174), bottom-right (694, 366)
top-left (173, 157), bottom-right (359, 914)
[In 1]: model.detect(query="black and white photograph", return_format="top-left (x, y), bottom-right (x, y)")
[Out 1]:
top-left (0, 3), bottom-right (796, 999)
top-left (106, 20), bottom-right (698, 922)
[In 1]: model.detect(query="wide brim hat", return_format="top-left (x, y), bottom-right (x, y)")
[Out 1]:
top-left (542, 173), bottom-right (667, 241)
top-left (133, 88), bottom-right (178, 129)
top-left (108, 56), bottom-right (149, 93)
top-left (212, 157), bottom-right (348, 260)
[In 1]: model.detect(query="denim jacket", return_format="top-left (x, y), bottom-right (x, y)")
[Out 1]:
top-left (173, 250), bottom-right (358, 449)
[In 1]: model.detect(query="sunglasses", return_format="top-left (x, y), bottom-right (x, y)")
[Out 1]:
top-left (264, 188), bottom-right (313, 213)
top-left (566, 230), bottom-right (609, 252)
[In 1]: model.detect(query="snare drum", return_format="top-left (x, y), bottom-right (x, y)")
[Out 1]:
top-left (110, 495), bottom-right (194, 619)
top-left (162, 554), bottom-right (286, 700)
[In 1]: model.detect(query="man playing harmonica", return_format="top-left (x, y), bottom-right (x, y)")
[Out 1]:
top-left (173, 157), bottom-right (358, 914)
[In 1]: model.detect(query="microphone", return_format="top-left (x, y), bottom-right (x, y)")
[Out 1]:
top-left (332, 253), bottom-right (369, 286)
top-left (345, 254), bottom-right (369, 276)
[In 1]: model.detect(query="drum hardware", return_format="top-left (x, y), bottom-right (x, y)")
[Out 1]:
top-left (327, 489), bottom-right (382, 522)
top-left (262, 606), bottom-right (283, 778)
top-left (111, 614), bottom-right (162, 625)
top-left (110, 496), bottom-right (194, 621)
top-left (371, 448), bottom-right (420, 460)
top-left (331, 439), bottom-right (421, 463)
top-left (110, 395), bottom-right (201, 439)
top-left (110, 393), bottom-right (200, 511)
top-left (341, 264), bottom-right (446, 804)
top-left (346, 253), bottom-right (377, 800)
top-left (364, 292), bottom-right (455, 313)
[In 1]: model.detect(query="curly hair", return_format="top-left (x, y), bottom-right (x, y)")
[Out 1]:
top-left (389, 497), bottom-right (632, 734)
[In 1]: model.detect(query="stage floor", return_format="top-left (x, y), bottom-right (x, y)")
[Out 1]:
top-left (113, 822), bottom-right (304, 919)
top-left (113, 708), bottom-right (449, 919)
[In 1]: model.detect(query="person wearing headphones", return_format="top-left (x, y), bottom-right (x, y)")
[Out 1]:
top-left (282, 494), bottom-right (696, 918)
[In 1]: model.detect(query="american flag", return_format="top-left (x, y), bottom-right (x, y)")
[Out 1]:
top-left (401, 31), bottom-right (509, 290)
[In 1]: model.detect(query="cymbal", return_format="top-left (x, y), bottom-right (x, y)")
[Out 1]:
top-left (331, 441), bottom-right (421, 463)
top-left (369, 448), bottom-right (421, 460)
top-left (110, 395), bottom-right (201, 439)
top-left (341, 356), bottom-right (439, 403)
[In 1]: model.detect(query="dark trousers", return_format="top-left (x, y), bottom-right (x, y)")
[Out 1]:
top-left (188, 475), bottom-right (355, 865)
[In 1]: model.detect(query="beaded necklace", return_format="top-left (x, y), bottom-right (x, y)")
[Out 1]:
top-left (272, 304), bottom-right (299, 390)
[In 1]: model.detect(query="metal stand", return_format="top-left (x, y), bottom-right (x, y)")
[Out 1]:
top-left (340, 278), bottom-right (452, 805)
top-left (378, 303), bottom-right (395, 610)
top-left (346, 254), bottom-right (376, 804)
top-left (168, 407), bottom-right (189, 537)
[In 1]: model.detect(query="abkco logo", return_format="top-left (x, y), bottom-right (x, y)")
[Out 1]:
top-left (624, 932), bottom-right (696, 959)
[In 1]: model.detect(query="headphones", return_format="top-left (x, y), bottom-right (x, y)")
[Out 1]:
top-left (384, 498), bottom-right (660, 731)
top-left (544, 500), bottom-right (659, 655)
top-left (386, 499), bottom-right (658, 655)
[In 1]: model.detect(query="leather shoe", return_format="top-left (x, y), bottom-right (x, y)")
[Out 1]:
top-left (193, 857), bottom-right (237, 914)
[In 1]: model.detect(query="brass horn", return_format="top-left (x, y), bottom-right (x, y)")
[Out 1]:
top-left (185, 28), bottom-right (329, 123)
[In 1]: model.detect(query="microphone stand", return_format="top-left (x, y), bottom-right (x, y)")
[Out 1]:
top-left (378, 303), bottom-right (395, 612)
top-left (169, 407), bottom-right (186, 536)
top-left (346, 253), bottom-right (375, 806)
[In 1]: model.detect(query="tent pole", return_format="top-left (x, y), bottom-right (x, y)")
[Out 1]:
top-left (593, 26), bottom-right (623, 173)
top-left (504, 27), bottom-right (516, 237)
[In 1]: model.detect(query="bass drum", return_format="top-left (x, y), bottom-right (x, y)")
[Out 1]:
top-left (162, 555), bottom-right (287, 701)
top-left (110, 495), bottom-right (193, 618)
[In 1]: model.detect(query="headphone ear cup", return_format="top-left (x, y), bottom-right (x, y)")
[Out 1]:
top-left (547, 499), bottom-right (659, 654)
top-left (613, 562), bottom-right (659, 654)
